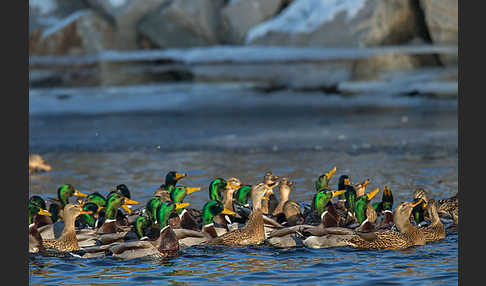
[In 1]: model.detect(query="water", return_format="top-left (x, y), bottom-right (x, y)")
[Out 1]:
top-left (29, 83), bottom-right (458, 285)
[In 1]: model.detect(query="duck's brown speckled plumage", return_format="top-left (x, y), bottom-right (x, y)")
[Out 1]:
top-left (437, 193), bottom-right (458, 224)
top-left (421, 199), bottom-right (446, 242)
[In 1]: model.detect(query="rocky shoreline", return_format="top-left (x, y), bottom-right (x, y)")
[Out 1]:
top-left (29, 0), bottom-right (458, 96)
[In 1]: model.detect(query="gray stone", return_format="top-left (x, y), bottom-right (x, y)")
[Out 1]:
top-left (246, 0), bottom-right (419, 47)
top-left (85, 0), bottom-right (168, 50)
top-left (29, 10), bottom-right (117, 56)
top-left (420, 0), bottom-right (458, 66)
top-left (138, 0), bottom-right (225, 49)
top-left (221, 0), bottom-right (283, 44)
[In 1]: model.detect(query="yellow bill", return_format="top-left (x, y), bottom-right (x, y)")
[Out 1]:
top-left (331, 190), bottom-right (346, 197)
top-left (121, 204), bottom-right (132, 214)
top-left (37, 209), bottom-right (52, 216)
top-left (175, 202), bottom-right (190, 210)
top-left (410, 199), bottom-right (423, 208)
top-left (186, 187), bottom-right (201, 194)
top-left (344, 178), bottom-right (351, 185)
top-left (97, 205), bottom-right (104, 213)
top-left (123, 198), bottom-right (139, 205)
top-left (79, 210), bottom-right (93, 215)
top-left (175, 172), bottom-right (187, 180)
top-left (74, 190), bottom-right (88, 197)
top-left (325, 166), bottom-right (337, 179)
top-left (366, 188), bottom-right (380, 200)
top-left (383, 186), bottom-right (391, 196)
top-left (221, 208), bottom-right (236, 215)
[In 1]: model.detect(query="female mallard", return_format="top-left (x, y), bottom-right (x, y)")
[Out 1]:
top-left (272, 177), bottom-right (295, 216)
top-left (272, 178), bottom-right (303, 226)
top-left (42, 204), bottom-right (93, 252)
top-left (437, 193), bottom-right (458, 225)
top-left (420, 199), bottom-right (446, 242)
top-left (261, 172), bottom-right (280, 215)
top-left (303, 200), bottom-right (426, 250)
top-left (29, 154), bottom-right (52, 174)
top-left (206, 183), bottom-right (273, 246)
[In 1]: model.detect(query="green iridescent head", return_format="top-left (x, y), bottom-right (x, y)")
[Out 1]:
top-left (57, 184), bottom-right (88, 206)
top-left (146, 197), bottom-right (164, 222)
top-left (77, 202), bottom-right (100, 227)
top-left (86, 192), bottom-right (107, 207)
top-left (412, 197), bottom-right (428, 224)
top-left (201, 200), bottom-right (236, 226)
top-left (233, 185), bottom-right (252, 206)
top-left (49, 203), bottom-right (61, 223)
top-left (104, 192), bottom-right (139, 220)
top-left (164, 171), bottom-right (187, 188)
top-left (156, 201), bottom-right (190, 228)
top-left (28, 203), bottom-right (51, 225)
top-left (354, 188), bottom-right (380, 224)
top-left (313, 189), bottom-right (346, 216)
top-left (209, 178), bottom-right (228, 202)
top-left (315, 166), bottom-right (337, 192)
top-left (170, 186), bottom-right (201, 203)
top-left (29, 196), bottom-right (47, 210)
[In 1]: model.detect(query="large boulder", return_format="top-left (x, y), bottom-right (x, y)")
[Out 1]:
top-left (85, 0), bottom-right (168, 50)
top-left (29, 10), bottom-right (117, 56)
top-left (221, 0), bottom-right (284, 44)
top-left (419, 0), bottom-right (458, 66)
top-left (246, 0), bottom-right (420, 47)
top-left (137, 0), bottom-right (225, 49)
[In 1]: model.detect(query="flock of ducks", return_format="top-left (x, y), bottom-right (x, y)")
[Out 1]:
top-left (28, 167), bottom-right (458, 260)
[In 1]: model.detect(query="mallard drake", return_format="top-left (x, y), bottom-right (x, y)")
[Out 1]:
top-left (76, 202), bottom-right (103, 228)
top-left (206, 182), bottom-right (273, 246)
top-left (29, 196), bottom-right (54, 226)
top-left (29, 154), bottom-right (52, 174)
top-left (153, 171), bottom-right (188, 201)
top-left (420, 199), bottom-right (446, 242)
top-left (168, 185), bottom-right (201, 230)
top-left (96, 193), bottom-right (139, 234)
top-left (303, 200), bottom-right (426, 250)
top-left (437, 193), bottom-right (458, 225)
top-left (311, 189), bottom-right (346, 227)
top-left (315, 166), bottom-right (337, 192)
top-left (105, 201), bottom-right (187, 259)
top-left (48, 184), bottom-right (88, 222)
top-left (411, 197), bottom-right (428, 227)
top-left (41, 204), bottom-right (93, 252)
top-left (29, 203), bottom-right (52, 253)
top-left (353, 188), bottom-right (380, 232)
top-left (372, 186), bottom-right (394, 229)
top-left (233, 185), bottom-right (252, 207)
top-left (336, 175), bottom-right (352, 208)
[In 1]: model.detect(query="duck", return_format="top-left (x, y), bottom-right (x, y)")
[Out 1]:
top-left (272, 177), bottom-right (303, 226)
top-left (47, 184), bottom-right (88, 223)
top-left (96, 192), bottom-right (139, 234)
top-left (314, 166), bottom-right (337, 192)
top-left (420, 199), bottom-right (446, 242)
top-left (261, 172), bottom-right (280, 215)
top-left (41, 204), bottom-right (93, 252)
top-left (206, 182), bottom-right (273, 246)
top-left (103, 201), bottom-right (186, 259)
top-left (272, 177), bottom-right (295, 216)
top-left (353, 188), bottom-right (380, 232)
top-left (29, 154), bottom-right (52, 174)
top-left (233, 185), bottom-right (252, 208)
top-left (29, 203), bottom-right (52, 253)
top-left (437, 193), bottom-right (458, 225)
top-left (311, 189), bottom-right (346, 227)
top-left (154, 171), bottom-right (188, 201)
top-left (372, 186), bottom-right (394, 229)
top-left (302, 199), bottom-right (426, 250)
top-left (29, 195), bottom-right (55, 227)
top-left (168, 185), bottom-right (201, 230)
top-left (336, 175), bottom-right (352, 209)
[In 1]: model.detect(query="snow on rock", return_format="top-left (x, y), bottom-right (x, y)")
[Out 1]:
top-left (246, 0), bottom-right (419, 48)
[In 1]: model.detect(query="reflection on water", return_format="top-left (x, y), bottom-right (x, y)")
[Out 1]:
top-left (29, 150), bottom-right (457, 285)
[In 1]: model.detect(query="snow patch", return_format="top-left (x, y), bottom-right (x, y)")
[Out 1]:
top-left (246, 0), bottom-right (367, 43)
top-left (41, 10), bottom-right (91, 39)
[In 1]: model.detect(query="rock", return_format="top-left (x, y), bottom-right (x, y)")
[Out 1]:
top-left (29, 10), bottom-right (117, 56)
top-left (221, 0), bottom-right (283, 44)
top-left (246, 0), bottom-right (420, 47)
top-left (420, 0), bottom-right (458, 66)
top-left (138, 0), bottom-right (225, 49)
top-left (85, 0), bottom-right (168, 50)
top-left (29, 0), bottom-right (89, 34)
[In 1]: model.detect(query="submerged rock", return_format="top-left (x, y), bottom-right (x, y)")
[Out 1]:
top-left (419, 0), bottom-right (458, 66)
top-left (246, 0), bottom-right (420, 47)
top-left (138, 0), bottom-right (225, 49)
